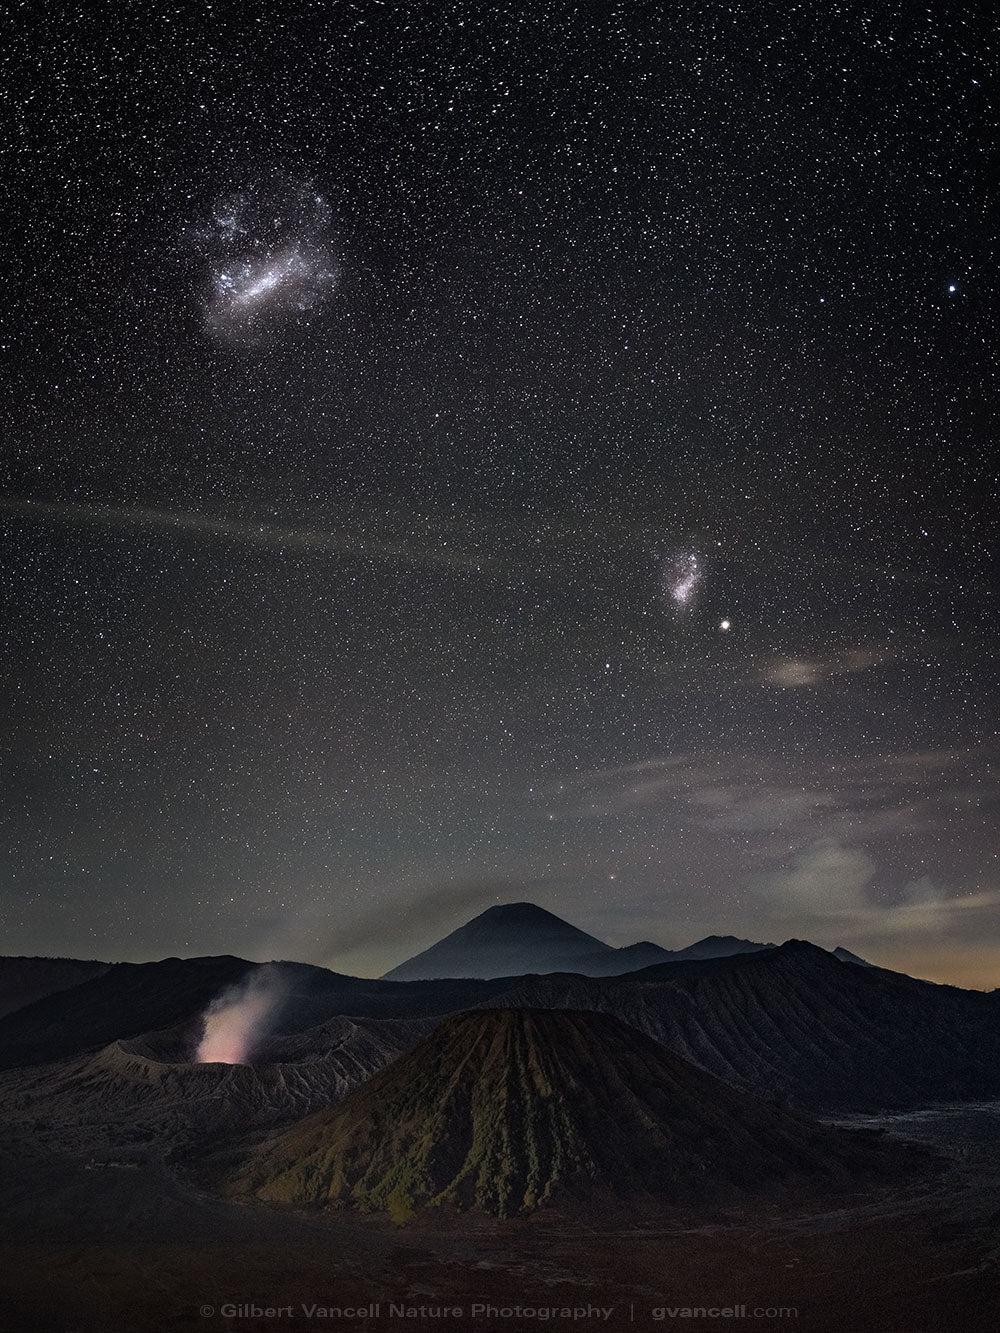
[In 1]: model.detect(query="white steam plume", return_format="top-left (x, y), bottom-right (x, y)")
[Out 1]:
top-left (195, 965), bottom-right (288, 1065)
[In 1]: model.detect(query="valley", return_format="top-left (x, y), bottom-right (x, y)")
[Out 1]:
top-left (1, 1099), bottom-right (998, 1332)
top-left (2, 909), bottom-right (998, 1332)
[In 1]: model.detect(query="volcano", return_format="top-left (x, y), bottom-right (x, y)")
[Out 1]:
top-left (231, 1008), bottom-right (903, 1219)
top-left (381, 902), bottom-right (614, 980)
top-left (0, 1014), bottom-right (432, 1145)
top-left (381, 903), bottom-right (775, 980)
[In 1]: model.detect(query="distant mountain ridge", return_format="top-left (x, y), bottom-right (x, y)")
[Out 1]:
top-left (0, 956), bottom-right (111, 1020)
top-left (674, 934), bottom-right (775, 960)
top-left (482, 940), bottom-right (1000, 1111)
top-left (2, 922), bottom-right (995, 1115)
top-left (833, 946), bottom-right (873, 967)
top-left (0, 954), bottom-right (519, 1072)
top-left (381, 901), bottom-right (774, 980)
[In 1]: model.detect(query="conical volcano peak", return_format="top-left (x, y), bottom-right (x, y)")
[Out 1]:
top-left (477, 902), bottom-right (570, 923)
top-left (382, 901), bottom-right (610, 981)
top-left (462, 902), bottom-right (596, 937)
top-left (232, 1007), bottom-right (904, 1219)
top-left (382, 902), bottom-right (783, 981)
top-left (775, 938), bottom-right (836, 958)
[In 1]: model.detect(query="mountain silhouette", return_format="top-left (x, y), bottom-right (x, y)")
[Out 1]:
top-left (3, 936), bottom-right (997, 1116)
top-left (0, 955), bottom-right (517, 1071)
top-left (486, 940), bottom-right (1000, 1111)
top-left (381, 903), bottom-right (770, 980)
top-left (381, 902), bottom-right (613, 980)
top-left (0, 956), bottom-right (110, 1020)
top-left (673, 935), bottom-right (775, 960)
top-left (832, 946), bottom-right (873, 967)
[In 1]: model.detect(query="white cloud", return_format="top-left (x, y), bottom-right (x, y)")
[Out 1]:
top-left (761, 841), bottom-right (876, 918)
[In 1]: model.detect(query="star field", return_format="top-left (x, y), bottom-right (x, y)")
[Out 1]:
top-left (0, 1), bottom-right (996, 986)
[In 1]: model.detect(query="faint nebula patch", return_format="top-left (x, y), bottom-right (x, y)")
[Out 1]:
top-left (661, 549), bottom-right (702, 609)
top-left (189, 179), bottom-right (340, 346)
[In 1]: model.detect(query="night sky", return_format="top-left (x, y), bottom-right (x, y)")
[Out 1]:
top-left (1, 1), bottom-right (996, 986)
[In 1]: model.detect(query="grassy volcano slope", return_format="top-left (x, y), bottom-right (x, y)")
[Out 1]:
top-left (232, 1008), bottom-right (904, 1220)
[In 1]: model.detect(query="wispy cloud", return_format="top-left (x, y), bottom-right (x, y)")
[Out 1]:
top-left (531, 746), bottom-right (1000, 964)
top-left (0, 496), bottom-right (497, 574)
top-left (760, 645), bottom-right (889, 687)
top-left (757, 846), bottom-right (1000, 944)
top-left (541, 747), bottom-right (998, 840)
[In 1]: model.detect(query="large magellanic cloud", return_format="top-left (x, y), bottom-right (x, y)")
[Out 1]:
top-left (188, 178), bottom-right (340, 346)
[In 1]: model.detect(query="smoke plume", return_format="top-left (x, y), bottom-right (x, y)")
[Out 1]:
top-left (195, 964), bottom-right (288, 1065)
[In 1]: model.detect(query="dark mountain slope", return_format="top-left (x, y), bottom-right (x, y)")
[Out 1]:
top-left (0, 956), bottom-right (111, 1019)
top-left (568, 941), bottom-right (677, 976)
top-left (484, 941), bottom-right (1000, 1112)
top-left (231, 1009), bottom-right (908, 1220)
top-left (0, 955), bottom-right (256, 1070)
top-left (673, 935), bottom-right (775, 960)
top-left (5, 940), bottom-right (995, 1114)
top-left (833, 946), bottom-right (874, 967)
top-left (0, 955), bottom-right (517, 1071)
